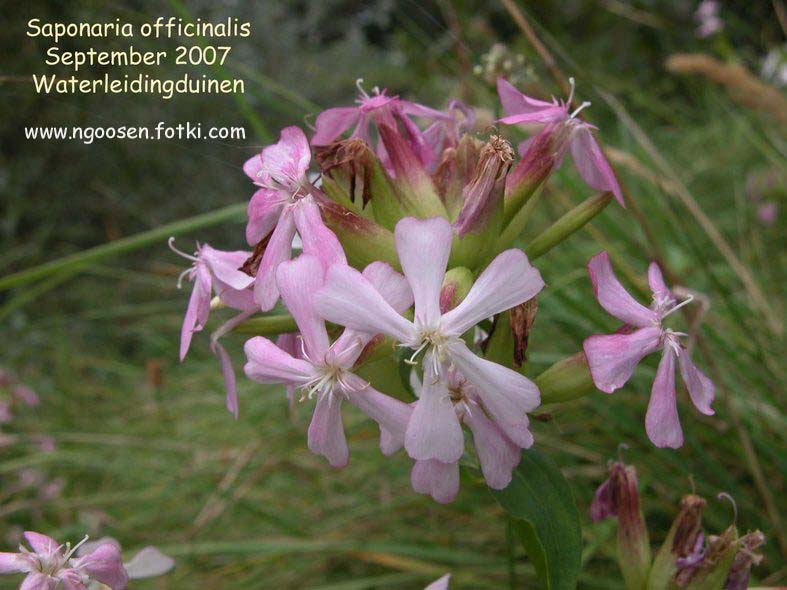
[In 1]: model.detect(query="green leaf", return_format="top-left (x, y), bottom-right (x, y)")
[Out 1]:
top-left (491, 449), bottom-right (582, 590)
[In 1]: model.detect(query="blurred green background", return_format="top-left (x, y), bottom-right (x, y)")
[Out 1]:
top-left (0, 1), bottom-right (784, 588)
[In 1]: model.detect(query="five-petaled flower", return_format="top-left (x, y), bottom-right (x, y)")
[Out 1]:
top-left (315, 216), bottom-right (545, 458)
top-left (583, 251), bottom-right (715, 448)
top-left (244, 254), bottom-right (414, 467)
top-left (0, 532), bottom-right (128, 590)
top-left (497, 77), bottom-right (624, 206)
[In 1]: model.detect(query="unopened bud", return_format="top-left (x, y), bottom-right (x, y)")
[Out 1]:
top-left (590, 461), bottom-right (651, 590)
top-left (648, 494), bottom-right (706, 590)
top-left (433, 135), bottom-right (482, 219)
top-left (440, 267), bottom-right (474, 313)
top-left (535, 351), bottom-right (595, 404)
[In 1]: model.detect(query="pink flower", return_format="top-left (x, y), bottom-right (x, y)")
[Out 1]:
top-left (312, 79), bottom-right (450, 171)
top-left (76, 538), bottom-right (174, 584)
top-left (170, 240), bottom-right (255, 361)
top-left (497, 77), bottom-right (624, 206)
top-left (409, 366), bottom-right (522, 502)
top-left (583, 252), bottom-right (715, 448)
top-left (315, 217), bottom-right (545, 455)
top-left (0, 532), bottom-right (128, 590)
top-left (244, 254), bottom-right (415, 467)
top-left (242, 126), bottom-right (346, 310)
top-left (423, 100), bottom-right (476, 158)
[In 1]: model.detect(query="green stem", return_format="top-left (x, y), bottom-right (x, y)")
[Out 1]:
top-left (525, 192), bottom-right (612, 261)
top-left (0, 203), bottom-right (246, 292)
top-left (232, 314), bottom-right (297, 336)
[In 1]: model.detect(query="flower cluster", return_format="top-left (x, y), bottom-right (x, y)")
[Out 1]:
top-left (174, 78), bottom-right (714, 502)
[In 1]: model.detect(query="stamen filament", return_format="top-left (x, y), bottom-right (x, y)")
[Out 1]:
top-left (168, 237), bottom-right (199, 262)
top-left (661, 294), bottom-right (694, 319)
top-left (569, 101), bottom-right (591, 119)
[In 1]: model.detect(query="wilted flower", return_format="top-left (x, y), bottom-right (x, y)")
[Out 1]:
top-left (244, 254), bottom-right (414, 467)
top-left (316, 216), bottom-right (544, 453)
top-left (0, 532), bottom-right (127, 590)
top-left (497, 77), bottom-right (624, 206)
top-left (583, 252), bottom-right (714, 448)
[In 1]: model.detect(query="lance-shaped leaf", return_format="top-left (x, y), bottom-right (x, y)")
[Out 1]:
top-left (491, 449), bottom-right (582, 590)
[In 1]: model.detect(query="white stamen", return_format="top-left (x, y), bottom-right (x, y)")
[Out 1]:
top-left (64, 535), bottom-right (90, 561)
top-left (176, 267), bottom-right (193, 289)
top-left (569, 101), bottom-right (591, 119)
top-left (567, 76), bottom-right (576, 106)
top-left (355, 78), bottom-right (370, 100)
top-left (717, 492), bottom-right (738, 525)
top-left (661, 294), bottom-right (695, 319)
top-left (168, 237), bottom-right (199, 262)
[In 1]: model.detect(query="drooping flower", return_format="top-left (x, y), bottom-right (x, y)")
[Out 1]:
top-left (497, 77), bottom-right (624, 206)
top-left (244, 254), bottom-right (415, 467)
top-left (408, 365), bottom-right (522, 503)
top-left (583, 251), bottom-right (715, 448)
top-left (0, 532), bottom-right (128, 590)
top-left (312, 79), bottom-right (451, 171)
top-left (242, 126), bottom-right (346, 310)
top-left (170, 240), bottom-right (255, 361)
top-left (315, 216), bottom-right (545, 455)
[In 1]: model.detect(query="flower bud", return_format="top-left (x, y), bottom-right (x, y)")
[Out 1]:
top-left (534, 351), bottom-right (595, 404)
top-left (648, 494), bottom-right (706, 590)
top-left (504, 123), bottom-right (571, 222)
top-left (590, 461), bottom-right (651, 590)
top-left (377, 124), bottom-right (448, 221)
top-left (315, 138), bottom-right (376, 209)
top-left (433, 135), bottom-right (482, 219)
top-left (510, 298), bottom-right (538, 367)
top-left (440, 267), bottom-right (474, 313)
top-left (724, 530), bottom-right (765, 590)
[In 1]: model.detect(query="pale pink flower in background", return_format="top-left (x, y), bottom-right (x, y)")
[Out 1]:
top-left (77, 538), bottom-right (174, 586)
top-left (0, 402), bottom-right (11, 424)
top-left (0, 531), bottom-right (127, 590)
top-left (425, 573), bottom-right (451, 589)
top-left (423, 100), bottom-right (476, 157)
top-left (12, 385), bottom-right (38, 407)
top-left (497, 77), bottom-right (624, 206)
top-left (243, 126), bottom-right (346, 310)
top-left (583, 251), bottom-right (715, 448)
top-left (312, 79), bottom-right (451, 171)
top-left (244, 254), bottom-right (414, 467)
top-left (694, 0), bottom-right (723, 38)
top-left (316, 217), bottom-right (544, 454)
top-left (756, 201), bottom-right (778, 227)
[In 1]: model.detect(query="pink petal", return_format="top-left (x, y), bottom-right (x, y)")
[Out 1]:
top-left (293, 197), bottom-right (347, 269)
top-left (496, 78), bottom-right (557, 116)
top-left (273, 126), bottom-right (311, 181)
top-left (179, 265), bottom-right (211, 361)
top-left (246, 188), bottom-right (285, 246)
top-left (404, 357), bottom-right (465, 463)
top-left (646, 347), bottom-right (683, 448)
top-left (677, 350), bottom-right (715, 416)
top-left (399, 100), bottom-right (452, 121)
top-left (498, 110), bottom-right (568, 126)
top-left (363, 261), bottom-right (414, 313)
top-left (464, 406), bottom-right (521, 489)
top-left (21, 572), bottom-right (54, 590)
top-left (442, 249), bottom-right (544, 336)
top-left (243, 152), bottom-right (264, 183)
top-left (425, 573), bottom-right (452, 590)
top-left (0, 552), bottom-right (24, 574)
top-left (254, 207), bottom-right (297, 311)
top-left (55, 569), bottom-right (84, 590)
top-left (201, 246), bottom-right (255, 291)
top-left (215, 281), bottom-right (256, 312)
top-left (307, 393), bottom-right (349, 468)
top-left (243, 337), bottom-right (314, 385)
top-left (647, 262), bottom-right (674, 306)
top-left (123, 546), bottom-right (174, 579)
top-left (395, 217), bottom-right (453, 326)
top-left (583, 327), bottom-right (662, 393)
top-left (569, 126), bottom-right (624, 206)
top-left (447, 340), bottom-right (537, 448)
top-left (213, 341), bottom-right (239, 419)
top-left (397, 110), bottom-right (437, 169)
top-left (411, 459), bottom-right (459, 504)
top-left (78, 543), bottom-right (128, 590)
top-left (276, 254), bottom-right (331, 360)
top-left (312, 107), bottom-right (361, 145)
top-left (315, 264), bottom-right (415, 343)
top-left (23, 531), bottom-right (59, 555)
top-left (342, 373), bottom-right (412, 455)
top-left (587, 251), bottom-right (658, 328)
